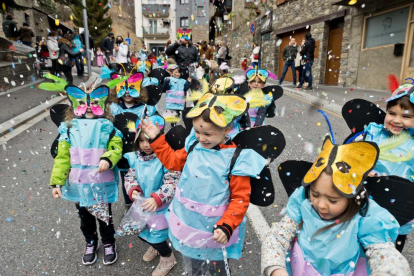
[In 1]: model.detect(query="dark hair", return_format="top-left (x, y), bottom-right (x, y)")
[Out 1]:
top-left (196, 106), bottom-right (224, 126)
top-left (305, 167), bottom-right (369, 239)
top-left (108, 32), bottom-right (114, 37)
top-left (133, 125), bottom-right (163, 152)
top-left (209, 67), bottom-right (224, 86)
top-left (386, 95), bottom-right (414, 111)
top-left (63, 33), bottom-right (74, 41)
top-left (50, 30), bottom-right (57, 37)
top-left (305, 33), bottom-right (312, 40)
top-left (23, 22), bottom-right (29, 27)
top-left (6, 13), bottom-right (13, 20)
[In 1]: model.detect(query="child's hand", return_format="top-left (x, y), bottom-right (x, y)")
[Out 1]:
top-left (187, 77), bottom-right (192, 83)
top-left (52, 187), bottom-right (62, 198)
top-left (141, 116), bottom-right (160, 140)
top-left (368, 171), bottom-right (379, 177)
top-left (132, 190), bottom-right (141, 199)
top-left (98, 160), bottom-right (110, 172)
top-left (271, 269), bottom-right (289, 276)
top-left (166, 77), bottom-right (170, 81)
top-left (142, 198), bottom-right (158, 213)
top-left (213, 228), bottom-right (228, 244)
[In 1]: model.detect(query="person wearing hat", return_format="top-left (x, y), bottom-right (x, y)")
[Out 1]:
top-left (57, 34), bottom-right (84, 85)
top-left (2, 13), bottom-right (19, 41)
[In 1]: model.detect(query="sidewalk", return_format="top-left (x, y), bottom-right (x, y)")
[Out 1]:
top-left (0, 70), bottom-right (99, 137)
top-left (231, 68), bottom-right (389, 110)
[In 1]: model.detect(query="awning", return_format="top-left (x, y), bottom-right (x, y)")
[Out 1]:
top-left (332, 0), bottom-right (374, 6)
top-left (47, 15), bottom-right (73, 34)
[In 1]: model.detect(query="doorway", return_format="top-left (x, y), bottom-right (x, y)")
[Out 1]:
top-left (277, 28), bottom-right (308, 83)
top-left (403, 22), bottom-right (414, 81)
top-left (325, 18), bottom-right (344, 85)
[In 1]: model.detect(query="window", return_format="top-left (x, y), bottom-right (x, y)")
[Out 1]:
top-left (180, 0), bottom-right (188, 4)
top-left (180, 17), bottom-right (189, 27)
top-left (196, 6), bottom-right (205, 17)
top-left (363, 7), bottom-right (409, 49)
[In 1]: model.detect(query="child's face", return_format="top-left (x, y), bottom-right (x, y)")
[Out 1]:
top-left (84, 88), bottom-right (97, 119)
top-left (122, 91), bottom-right (135, 104)
top-left (384, 104), bottom-right (414, 135)
top-left (172, 69), bottom-right (181, 78)
top-left (138, 131), bottom-right (154, 155)
top-left (248, 76), bottom-right (265, 89)
top-left (309, 172), bottom-right (348, 220)
top-left (193, 117), bottom-right (230, 149)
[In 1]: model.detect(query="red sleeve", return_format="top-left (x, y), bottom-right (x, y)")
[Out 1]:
top-left (216, 175), bottom-right (251, 236)
top-left (150, 134), bottom-right (188, 171)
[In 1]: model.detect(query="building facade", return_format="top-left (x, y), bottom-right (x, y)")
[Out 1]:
top-left (175, 0), bottom-right (210, 43)
top-left (217, 0), bottom-right (414, 91)
top-left (135, 0), bottom-right (176, 55)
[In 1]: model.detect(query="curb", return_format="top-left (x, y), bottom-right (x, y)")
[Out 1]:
top-left (0, 72), bottom-right (100, 138)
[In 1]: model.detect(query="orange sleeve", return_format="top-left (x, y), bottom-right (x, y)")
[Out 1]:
top-left (216, 175), bottom-right (251, 236)
top-left (150, 134), bottom-right (188, 171)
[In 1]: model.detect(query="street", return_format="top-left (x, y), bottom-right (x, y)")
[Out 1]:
top-left (0, 69), bottom-right (412, 275)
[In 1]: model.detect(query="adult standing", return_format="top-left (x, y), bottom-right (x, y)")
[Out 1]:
top-left (216, 41), bottom-right (227, 66)
top-left (298, 33), bottom-right (315, 90)
top-left (57, 34), bottom-right (83, 85)
top-left (2, 13), bottom-right (19, 41)
top-left (250, 42), bottom-right (260, 68)
top-left (199, 41), bottom-right (208, 60)
top-left (18, 22), bottom-right (34, 47)
top-left (73, 29), bottom-right (84, 78)
top-left (204, 41), bottom-right (216, 60)
top-left (165, 37), bottom-right (199, 80)
top-left (278, 38), bottom-right (299, 86)
top-left (47, 31), bottom-right (60, 75)
top-left (294, 39), bottom-right (306, 88)
top-left (101, 32), bottom-right (115, 66)
top-left (113, 35), bottom-right (128, 74)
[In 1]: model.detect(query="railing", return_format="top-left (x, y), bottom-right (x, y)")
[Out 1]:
top-left (142, 4), bottom-right (170, 18)
top-left (142, 27), bottom-right (170, 39)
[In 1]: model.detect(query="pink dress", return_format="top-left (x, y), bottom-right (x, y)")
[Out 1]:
top-left (96, 51), bottom-right (105, 67)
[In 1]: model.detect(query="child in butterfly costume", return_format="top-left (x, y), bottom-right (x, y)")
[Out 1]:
top-left (263, 137), bottom-right (411, 276)
top-left (141, 93), bottom-right (285, 275)
top-left (236, 68), bottom-right (282, 127)
top-left (342, 78), bottom-right (414, 252)
top-left (122, 115), bottom-right (181, 276)
top-left (49, 83), bottom-right (123, 266)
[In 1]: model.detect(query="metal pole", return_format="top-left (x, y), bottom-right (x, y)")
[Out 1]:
top-left (82, 0), bottom-right (92, 76)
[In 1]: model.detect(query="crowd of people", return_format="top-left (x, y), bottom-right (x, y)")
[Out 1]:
top-left (38, 28), bottom-right (414, 276)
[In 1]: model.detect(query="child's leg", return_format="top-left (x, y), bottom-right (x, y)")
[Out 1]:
top-left (120, 170), bottom-right (133, 207)
top-left (139, 237), bottom-right (172, 257)
top-left (396, 235), bottom-right (407, 252)
top-left (76, 203), bottom-right (99, 244)
top-left (97, 203), bottom-right (116, 245)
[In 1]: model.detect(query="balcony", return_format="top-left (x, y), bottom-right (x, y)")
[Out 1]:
top-left (142, 4), bottom-right (170, 18)
top-left (142, 27), bottom-right (170, 39)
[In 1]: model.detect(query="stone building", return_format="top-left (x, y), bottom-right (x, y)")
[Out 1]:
top-left (217, 0), bottom-right (414, 91)
top-left (175, 0), bottom-right (211, 43)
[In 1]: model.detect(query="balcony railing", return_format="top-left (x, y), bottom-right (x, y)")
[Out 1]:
top-left (142, 27), bottom-right (170, 39)
top-left (142, 4), bottom-right (170, 18)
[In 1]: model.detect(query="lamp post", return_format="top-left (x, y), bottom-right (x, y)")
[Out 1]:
top-left (82, 0), bottom-right (91, 76)
top-left (223, 11), bottom-right (228, 32)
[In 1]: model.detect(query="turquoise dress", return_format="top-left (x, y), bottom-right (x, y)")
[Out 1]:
top-left (285, 186), bottom-right (399, 276)
top-left (124, 152), bottom-right (170, 244)
top-left (364, 122), bottom-right (414, 235)
top-left (167, 134), bottom-right (267, 260)
top-left (164, 77), bottom-right (187, 110)
top-left (59, 119), bottom-right (123, 206)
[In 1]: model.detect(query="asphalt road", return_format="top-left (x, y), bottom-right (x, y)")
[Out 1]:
top-left (0, 85), bottom-right (412, 275)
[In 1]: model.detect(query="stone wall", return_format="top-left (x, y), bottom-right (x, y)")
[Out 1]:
top-left (193, 24), bottom-right (209, 43)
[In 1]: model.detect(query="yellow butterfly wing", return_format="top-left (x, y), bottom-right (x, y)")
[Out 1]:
top-left (186, 93), bottom-right (215, 119)
top-left (303, 136), bottom-right (334, 185)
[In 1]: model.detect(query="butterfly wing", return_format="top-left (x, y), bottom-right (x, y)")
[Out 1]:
top-left (66, 85), bottom-right (88, 117)
top-left (185, 93), bottom-right (215, 119)
top-left (89, 86), bottom-right (109, 117)
top-left (212, 94), bottom-right (249, 127)
top-left (303, 136), bottom-right (334, 186)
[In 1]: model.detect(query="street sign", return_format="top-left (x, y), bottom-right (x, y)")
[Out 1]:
top-left (250, 23), bottom-right (255, 35)
top-left (125, 38), bottom-right (131, 45)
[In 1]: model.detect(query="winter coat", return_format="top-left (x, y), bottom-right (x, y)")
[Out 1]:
top-left (57, 38), bottom-right (82, 69)
top-left (72, 34), bottom-right (83, 53)
top-left (300, 38), bottom-right (315, 61)
top-left (282, 45), bottom-right (298, 62)
top-left (204, 45), bottom-right (217, 60)
top-left (101, 36), bottom-right (114, 52)
top-left (250, 46), bottom-right (260, 63)
top-left (217, 46), bottom-right (227, 59)
top-left (2, 19), bottom-right (18, 38)
top-left (47, 37), bottom-right (59, 60)
top-left (18, 26), bottom-right (34, 43)
top-left (113, 42), bottom-right (129, 63)
top-left (165, 43), bottom-right (199, 70)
